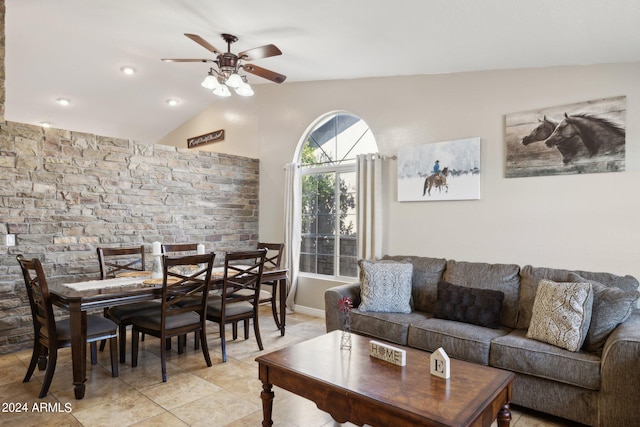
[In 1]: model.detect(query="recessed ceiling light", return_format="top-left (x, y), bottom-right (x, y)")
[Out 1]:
top-left (166, 98), bottom-right (180, 107)
top-left (56, 98), bottom-right (70, 106)
top-left (40, 122), bottom-right (53, 128)
top-left (120, 66), bottom-right (136, 75)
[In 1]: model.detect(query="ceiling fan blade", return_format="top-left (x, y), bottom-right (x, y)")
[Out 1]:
top-left (161, 58), bottom-right (215, 63)
top-left (238, 44), bottom-right (282, 61)
top-left (242, 64), bottom-right (287, 84)
top-left (184, 33), bottom-right (222, 56)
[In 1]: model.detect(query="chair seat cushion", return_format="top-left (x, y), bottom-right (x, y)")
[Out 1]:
top-left (131, 311), bottom-right (201, 331)
top-left (106, 301), bottom-right (162, 323)
top-left (53, 315), bottom-right (118, 342)
top-left (207, 300), bottom-right (254, 317)
top-left (232, 289), bottom-right (272, 302)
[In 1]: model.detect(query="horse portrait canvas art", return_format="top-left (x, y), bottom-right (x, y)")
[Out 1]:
top-left (505, 96), bottom-right (626, 178)
top-left (397, 137), bottom-right (480, 202)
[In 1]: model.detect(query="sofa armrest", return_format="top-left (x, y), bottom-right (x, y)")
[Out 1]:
top-left (324, 282), bottom-right (361, 333)
top-left (598, 310), bottom-right (640, 426)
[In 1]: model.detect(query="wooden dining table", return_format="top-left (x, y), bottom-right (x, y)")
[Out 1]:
top-left (49, 267), bottom-right (288, 399)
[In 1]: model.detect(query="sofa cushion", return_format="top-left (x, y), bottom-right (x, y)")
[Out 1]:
top-left (567, 272), bottom-right (640, 353)
top-left (350, 309), bottom-right (429, 345)
top-left (490, 329), bottom-right (601, 390)
top-left (358, 258), bottom-right (413, 313)
top-left (408, 317), bottom-right (510, 365)
top-left (517, 265), bottom-right (639, 330)
top-left (526, 279), bottom-right (593, 352)
top-left (443, 260), bottom-right (520, 328)
top-left (433, 281), bottom-right (504, 328)
top-left (382, 255), bottom-right (446, 312)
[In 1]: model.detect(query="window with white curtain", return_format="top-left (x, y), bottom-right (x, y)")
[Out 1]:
top-left (298, 112), bottom-right (377, 278)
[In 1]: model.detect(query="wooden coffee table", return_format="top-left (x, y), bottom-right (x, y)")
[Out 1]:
top-left (256, 331), bottom-right (514, 427)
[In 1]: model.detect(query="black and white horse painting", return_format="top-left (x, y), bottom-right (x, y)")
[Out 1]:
top-left (505, 96), bottom-right (626, 177)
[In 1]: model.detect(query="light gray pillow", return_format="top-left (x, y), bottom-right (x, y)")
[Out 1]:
top-left (526, 279), bottom-right (593, 352)
top-left (358, 259), bottom-right (413, 313)
top-left (568, 272), bottom-right (640, 352)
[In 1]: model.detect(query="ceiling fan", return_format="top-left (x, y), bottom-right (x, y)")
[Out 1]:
top-left (162, 33), bottom-right (287, 97)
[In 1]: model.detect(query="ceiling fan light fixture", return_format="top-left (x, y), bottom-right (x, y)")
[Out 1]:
top-left (164, 33), bottom-right (287, 97)
top-left (225, 72), bottom-right (243, 89)
top-left (235, 79), bottom-right (254, 97)
top-left (213, 84), bottom-right (231, 97)
top-left (201, 74), bottom-right (220, 90)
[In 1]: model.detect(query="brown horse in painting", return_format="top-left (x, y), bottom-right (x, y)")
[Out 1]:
top-left (423, 167), bottom-right (449, 196)
top-left (545, 113), bottom-right (625, 164)
top-left (521, 116), bottom-right (558, 146)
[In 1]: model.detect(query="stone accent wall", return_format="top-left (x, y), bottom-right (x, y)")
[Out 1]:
top-left (0, 0), bottom-right (5, 123)
top-left (0, 4), bottom-right (260, 354)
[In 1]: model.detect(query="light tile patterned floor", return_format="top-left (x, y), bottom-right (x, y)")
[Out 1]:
top-left (0, 307), bottom-right (586, 426)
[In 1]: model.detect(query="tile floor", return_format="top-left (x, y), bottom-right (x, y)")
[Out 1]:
top-left (0, 307), bottom-right (586, 426)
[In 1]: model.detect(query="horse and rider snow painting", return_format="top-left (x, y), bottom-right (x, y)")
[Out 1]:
top-left (505, 96), bottom-right (626, 177)
top-left (397, 137), bottom-right (481, 202)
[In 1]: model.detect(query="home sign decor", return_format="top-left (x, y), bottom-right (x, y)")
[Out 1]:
top-left (369, 340), bottom-right (407, 366)
top-left (430, 347), bottom-right (450, 379)
top-left (187, 129), bottom-right (225, 148)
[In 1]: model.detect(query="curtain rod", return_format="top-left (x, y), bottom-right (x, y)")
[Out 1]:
top-left (285, 153), bottom-right (397, 169)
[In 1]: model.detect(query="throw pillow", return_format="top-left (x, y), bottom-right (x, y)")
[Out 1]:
top-left (433, 281), bottom-right (505, 329)
top-left (567, 272), bottom-right (640, 352)
top-left (358, 259), bottom-right (413, 313)
top-left (526, 279), bottom-right (594, 352)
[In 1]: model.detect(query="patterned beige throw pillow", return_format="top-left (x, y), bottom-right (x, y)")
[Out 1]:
top-left (526, 279), bottom-right (594, 352)
top-left (358, 259), bottom-right (413, 313)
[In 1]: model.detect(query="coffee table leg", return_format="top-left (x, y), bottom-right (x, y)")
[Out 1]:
top-left (260, 381), bottom-right (274, 427)
top-left (497, 404), bottom-right (512, 427)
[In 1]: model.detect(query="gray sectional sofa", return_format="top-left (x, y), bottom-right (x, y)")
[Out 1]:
top-left (324, 255), bottom-right (640, 427)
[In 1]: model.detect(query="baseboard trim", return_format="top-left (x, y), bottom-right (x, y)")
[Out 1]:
top-left (292, 305), bottom-right (325, 318)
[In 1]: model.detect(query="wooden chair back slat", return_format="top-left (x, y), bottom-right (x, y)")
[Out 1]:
top-left (97, 246), bottom-right (146, 279)
top-left (257, 242), bottom-right (284, 270)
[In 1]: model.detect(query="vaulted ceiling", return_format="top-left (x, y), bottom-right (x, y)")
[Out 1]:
top-left (5, 0), bottom-right (640, 144)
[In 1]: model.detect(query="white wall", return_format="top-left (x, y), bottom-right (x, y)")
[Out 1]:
top-left (159, 62), bottom-right (640, 310)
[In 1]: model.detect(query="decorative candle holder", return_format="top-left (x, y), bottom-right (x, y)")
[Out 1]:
top-left (151, 241), bottom-right (163, 279)
top-left (338, 297), bottom-right (353, 351)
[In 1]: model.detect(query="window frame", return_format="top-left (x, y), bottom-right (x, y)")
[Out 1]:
top-left (295, 111), bottom-right (376, 281)
top-left (299, 162), bottom-right (357, 281)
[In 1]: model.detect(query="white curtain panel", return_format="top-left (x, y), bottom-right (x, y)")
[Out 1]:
top-left (283, 163), bottom-right (301, 310)
top-left (357, 153), bottom-right (384, 261)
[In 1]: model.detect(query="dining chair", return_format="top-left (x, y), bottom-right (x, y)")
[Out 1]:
top-left (160, 243), bottom-right (201, 350)
top-left (206, 249), bottom-right (267, 362)
top-left (97, 246), bottom-right (160, 363)
top-left (17, 255), bottom-right (119, 398)
top-left (130, 252), bottom-right (215, 382)
top-left (225, 243), bottom-right (284, 331)
top-left (256, 242), bottom-right (285, 328)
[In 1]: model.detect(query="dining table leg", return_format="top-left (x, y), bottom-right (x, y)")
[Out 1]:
top-left (69, 300), bottom-right (87, 399)
top-left (278, 277), bottom-right (286, 336)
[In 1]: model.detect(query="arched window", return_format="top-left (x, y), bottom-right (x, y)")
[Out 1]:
top-left (297, 112), bottom-right (377, 278)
